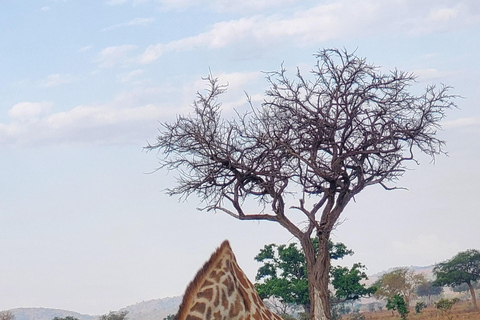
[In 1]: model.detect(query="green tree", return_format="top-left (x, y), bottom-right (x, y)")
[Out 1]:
top-left (255, 240), bottom-right (375, 314)
top-left (147, 48), bottom-right (456, 320)
top-left (434, 298), bottom-right (459, 316)
top-left (433, 249), bottom-right (480, 311)
top-left (331, 263), bottom-right (377, 302)
top-left (386, 294), bottom-right (409, 320)
top-left (374, 267), bottom-right (425, 307)
top-left (99, 311), bottom-right (128, 320)
top-left (414, 301), bottom-right (427, 314)
top-left (53, 317), bottom-right (78, 320)
top-left (416, 280), bottom-right (443, 305)
top-left (452, 281), bottom-right (480, 293)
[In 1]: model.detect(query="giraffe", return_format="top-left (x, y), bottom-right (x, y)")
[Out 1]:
top-left (175, 240), bottom-right (283, 320)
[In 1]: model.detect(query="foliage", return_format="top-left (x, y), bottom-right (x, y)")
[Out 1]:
top-left (53, 317), bottom-right (78, 320)
top-left (414, 301), bottom-right (427, 314)
top-left (0, 311), bottom-right (14, 320)
top-left (162, 315), bottom-right (175, 320)
top-left (331, 263), bottom-right (377, 302)
top-left (255, 240), bottom-right (375, 313)
top-left (373, 267), bottom-right (425, 306)
top-left (99, 311), bottom-right (128, 320)
top-left (433, 249), bottom-right (480, 310)
top-left (452, 281), bottom-right (480, 292)
top-left (147, 48), bottom-right (457, 320)
top-left (416, 280), bottom-right (443, 298)
top-left (434, 298), bottom-right (459, 314)
top-left (386, 294), bottom-right (409, 320)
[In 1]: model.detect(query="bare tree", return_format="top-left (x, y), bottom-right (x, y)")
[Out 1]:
top-left (146, 48), bottom-right (456, 320)
top-left (0, 311), bottom-right (14, 320)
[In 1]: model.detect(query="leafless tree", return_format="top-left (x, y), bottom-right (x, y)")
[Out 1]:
top-left (0, 311), bottom-right (14, 320)
top-left (146, 48), bottom-right (457, 320)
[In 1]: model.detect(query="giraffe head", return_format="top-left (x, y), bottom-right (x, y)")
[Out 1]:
top-left (175, 240), bottom-right (283, 320)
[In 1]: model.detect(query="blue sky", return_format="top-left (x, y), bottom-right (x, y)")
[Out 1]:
top-left (1, 0), bottom-right (479, 315)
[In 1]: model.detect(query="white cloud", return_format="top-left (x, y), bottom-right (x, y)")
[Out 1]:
top-left (442, 117), bottom-right (480, 129)
top-left (429, 8), bottom-right (458, 22)
top-left (0, 71), bottom-right (267, 146)
top-left (0, 86), bottom-right (187, 146)
top-left (8, 102), bottom-right (53, 121)
top-left (105, 0), bottom-right (297, 12)
top-left (96, 45), bottom-right (138, 68)
top-left (41, 73), bottom-right (76, 87)
top-left (138, 0), bottom-right (480, 64)
top-left (210, 0), bottom-right (298, 13)
top-left (102, 17), bottom-right (154, 32)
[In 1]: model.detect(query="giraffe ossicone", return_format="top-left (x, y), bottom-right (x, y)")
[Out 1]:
top-left (175, 240), bottom-right (283, 320)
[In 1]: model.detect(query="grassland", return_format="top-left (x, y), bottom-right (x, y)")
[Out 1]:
top-left (343, 301), bottom-right (480, 320)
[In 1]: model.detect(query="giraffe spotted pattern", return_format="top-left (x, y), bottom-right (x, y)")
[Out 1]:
top-left (175, 241), bottom-right (283, 320)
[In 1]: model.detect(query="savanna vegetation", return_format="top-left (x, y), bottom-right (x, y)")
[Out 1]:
top-left (252, 246), bottom-right (480, 320)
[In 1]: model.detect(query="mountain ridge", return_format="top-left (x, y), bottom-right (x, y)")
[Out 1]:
top-left (7, 265), bottom-right (435, 320)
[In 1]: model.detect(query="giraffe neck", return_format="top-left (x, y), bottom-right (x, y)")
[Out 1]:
top-left (175, 241), bottom-right (282, 320)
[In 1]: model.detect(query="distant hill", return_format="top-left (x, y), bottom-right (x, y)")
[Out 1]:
top-left (8, 296), bottom-right (182, 320)
top-left (120, 296), bottom-right (182, 320)
top-left (368, 265), bottom-right (435, 284)
top-left (10, 308), bottom-right (96, 320)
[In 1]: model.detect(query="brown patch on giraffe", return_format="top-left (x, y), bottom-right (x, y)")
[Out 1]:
top-left (205, 306), bottom-right (212, 319)
top-left (196, 287), bottom-right (213, 300)
top-left (212, 310), bottom-right (222, 320)
top-left (202, 279), bottom-right (214, 287)
top-left (222, 275), bottom-right (235, 297)
top-left (252, 310), bottom-right (262, 320)
top-left (236, 269), bottom-right (251, 290)
top-left (228, 296), bottom-right (244, 318)
top-left (190, 302), bottom-right (206, 314)
top-left (209, 270), bottom-right (226, 283)
top-left (213, 287), bottom-right (220, 307)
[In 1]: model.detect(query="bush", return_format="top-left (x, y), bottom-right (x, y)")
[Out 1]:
top-left (386, 294), bottom-right (409, 320)
top-left (415, 301), bottom-right (427, 314)
top-left (434, 298), bottom-right (460, 314)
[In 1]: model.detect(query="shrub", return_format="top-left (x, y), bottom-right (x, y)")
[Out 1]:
top-left (415, 301), bottom-right (427, 314)
top-left (434, 298), bottom-right (460, 314)
top-left (386, 294), bottom-right (409, 320)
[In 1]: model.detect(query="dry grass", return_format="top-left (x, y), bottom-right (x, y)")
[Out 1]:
top-left (343, 301), bottom-right (480, 320)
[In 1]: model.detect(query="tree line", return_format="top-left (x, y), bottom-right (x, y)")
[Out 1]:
top-left (253, 243), bottom-right (480, 319)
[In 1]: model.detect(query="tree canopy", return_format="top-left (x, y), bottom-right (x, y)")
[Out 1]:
top-left (433, 249), bottom-right (480, 311)
top-left (147, 48), bottom-right (456, 320)
top-left (254, 240), bottom-right (375, 315)
top-left (373, 267), bottom-right (425, 307)
top-left (416, 280), bottom-right (443, 304)
top-left (99, 311), bottom-right (128, 320)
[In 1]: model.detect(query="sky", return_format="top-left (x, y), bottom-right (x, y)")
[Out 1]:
top-left (1, 0), bottom-right (479, 315)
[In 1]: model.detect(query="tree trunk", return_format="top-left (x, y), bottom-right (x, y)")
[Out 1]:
top-left (300, 233), bottom-right (331, 320)
top-left (467, 281), bottom-right (479, 311)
